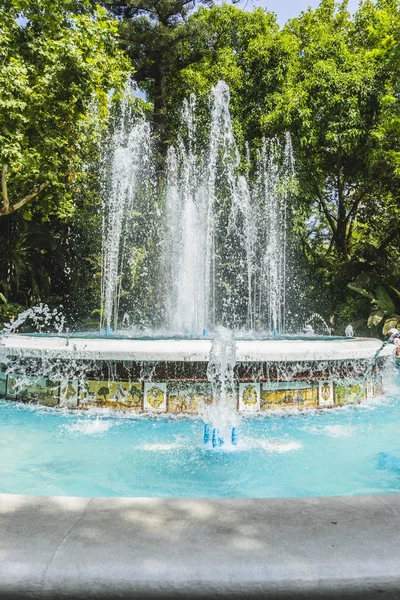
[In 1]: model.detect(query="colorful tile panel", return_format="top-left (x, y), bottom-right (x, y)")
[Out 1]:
top-left (1, 372), bottom-right (379, 412)
top-left (318, 381), bottom-right (334, 407)
top-left (60, 378), bottom-right (79, 407)
top-left (167, 383), bottom-right (212, 414)
top-left (7, 375), bottom-right (59, 406)
top-left (335, 382), bottom-right (366, 405)
top-left (81, 380), bottom-right (143, 409)
top-left (144, 382), bottom-right (167, 412)
top-left (238, 383), bottom-right (260, 412)
top-left (261, 384), bottom-right (318, 410)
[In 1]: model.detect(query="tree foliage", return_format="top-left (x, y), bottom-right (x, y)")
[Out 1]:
top-left (1, 0), bottom-right (399, 333)
top-left (103, 0), bottom-right (215, 147)
top-left (0, 0), bottom-right (130, 219)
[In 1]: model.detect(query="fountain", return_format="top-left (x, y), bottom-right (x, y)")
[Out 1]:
top-left (100, 91), bottom-right (151, 334)
top-left (0, 81), bottom-right (395, 416)
top-left (101, 80), bottom-right (295, 335)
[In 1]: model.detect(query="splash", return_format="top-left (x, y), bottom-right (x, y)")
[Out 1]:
top-left (164, 82), bottom-right (295, 334)
top-left (101, 83), bottom-right (151, 333)
top-left (102, 80), bottom-right (295, 335)
top-left (65, 418), bottom-right (116, 435)
top-left (203, 326), bottom-right (238, 445)
top-left (1, 304), bottom-right (65, 336)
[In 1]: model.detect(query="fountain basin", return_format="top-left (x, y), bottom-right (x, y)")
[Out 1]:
top-left (0, 335), bottom-right (394, 362)
top-left (0, 335), bottom-right (394, 411)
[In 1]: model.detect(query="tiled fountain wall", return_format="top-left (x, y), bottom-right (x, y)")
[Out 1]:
top-left (0, 365), bottom-right (381, 412)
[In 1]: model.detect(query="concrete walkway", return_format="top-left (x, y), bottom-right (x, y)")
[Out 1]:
top-left (1, 493), bottom-right (400, 598)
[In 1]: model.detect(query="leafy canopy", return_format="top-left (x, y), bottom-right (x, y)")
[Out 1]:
top-left (0, 0), bottom-right (130, 219)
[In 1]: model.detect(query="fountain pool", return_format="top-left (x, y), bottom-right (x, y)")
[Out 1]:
top-left (0, 80), bottom-right (399, 596)
top-left (0, 331), bottom-right (397, 498)
top-left (1, 367), bottom-right (400, 498)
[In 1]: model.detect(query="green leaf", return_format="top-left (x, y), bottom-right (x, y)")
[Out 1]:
top-left (0, 293), bottom-right (6, 304)
top-left (374, 287), bottom-right (395, 315)
top-left (367, 309), bottom-right (385, 328)
top-left (347, 283), bottom-right (375, 300)
top-left (383, 315), bottom-right (400, 336)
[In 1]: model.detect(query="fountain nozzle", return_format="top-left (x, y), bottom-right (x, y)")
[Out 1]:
top-left (231, 427), bottom-right (238, 445)
top-left (212, 428), bottom-right (219, 448)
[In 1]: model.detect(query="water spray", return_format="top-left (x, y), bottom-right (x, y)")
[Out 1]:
top-left (347, 329), bottom-right (398, 429)
top-left (205, 327), bottom-right (238, 448)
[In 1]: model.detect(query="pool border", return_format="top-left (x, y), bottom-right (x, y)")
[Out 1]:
top-left (1, 493), bottom-right (400, 598)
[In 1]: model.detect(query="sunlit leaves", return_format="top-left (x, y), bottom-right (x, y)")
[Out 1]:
top-left (0, 0), bottom-right (130, 219)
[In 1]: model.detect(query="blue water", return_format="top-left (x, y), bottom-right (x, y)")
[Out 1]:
top-left (1, 373), bottom-right (400, 498)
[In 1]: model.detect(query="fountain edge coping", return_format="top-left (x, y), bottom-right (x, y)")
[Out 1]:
top-left (0, 335), bottom-right (395, 363)
top-left (1, 493), bottom-right (400, 598)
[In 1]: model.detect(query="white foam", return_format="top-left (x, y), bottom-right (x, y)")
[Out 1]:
top-left (322, 424), bottom-right (353, 438)
top-left (140, 443), bottom-right (181, 451)
top-left (306, 424), bottom-right (354, 438)
top-left (252, 439), bottom-right (302, 453)
top-left (65, 419), bottom-right (115, 435)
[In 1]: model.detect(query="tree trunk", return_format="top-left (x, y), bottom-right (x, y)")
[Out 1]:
top-left (1, 165), bottom-right (9, 213)
top-left (0, 165), bottom-right (49, 218)
top-left (334, 169), bottom-right (349, 258)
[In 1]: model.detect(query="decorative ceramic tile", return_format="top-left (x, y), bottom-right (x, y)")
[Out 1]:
top-left (238, 382), bottom-right (260, 412)
top-left (318, 381), bottom-right (334, 407)
top-left (168, 392), bottom-right (197, 414)
top-left (6, 374), bottom-right (23, 398)
top-left (108, 382), bottom-right (142, 409)
top-left (335, 382), bottom-right (365, 405)
top-left (80, 379), bottom-right (109, 405)
top-left (261, 385), bottom-right (317, 410)
top-left (8, 375), bottom-right (59, 406)
top-left (60, 378), bottom-right (79, 407)
top-left (144, 382), bottom-right (167, 412)
top-left (80, 380), bottom-right (142, 409)
top-left (0, 371), bottom-right (6, 397)
top-left (167, 383), bottom-right (212, 414)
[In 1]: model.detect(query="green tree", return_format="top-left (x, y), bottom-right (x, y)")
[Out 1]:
top-left (0, 0), bottom-right (130, 219)
top-left (0, 215), bottom-right (52, 302)
top-left (102, 0), bottom-right (220, 148)
top-left (169, 4), bottom-right (294, 145)
top-left (272, 0), bottom-right (400, 260)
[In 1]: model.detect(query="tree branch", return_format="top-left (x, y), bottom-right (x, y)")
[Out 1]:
top-left (344, 186), bottom-right (368, 225)
top-left (315, 187), bottom-right (337, 233)
top-left (323, 234), bottom-right (335, 258)
top-left (2, 165), bottom-right (9, 213)
top-left (0, 179), bottom-right (50, 217)
top-left (346, 214), bottom-right (356, 248)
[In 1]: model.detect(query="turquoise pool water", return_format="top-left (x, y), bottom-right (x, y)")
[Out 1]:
top-left (1, 371), bottom-right (400, 498)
